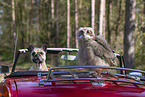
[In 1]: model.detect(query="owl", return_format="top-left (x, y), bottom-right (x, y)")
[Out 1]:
top-left (77, 27), bottom-right (117, 67)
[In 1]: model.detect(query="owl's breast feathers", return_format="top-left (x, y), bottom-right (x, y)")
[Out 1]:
top-left (78, 35), bottom-right (118, 66)
top-left (77, 42), bottom-right (97, 66)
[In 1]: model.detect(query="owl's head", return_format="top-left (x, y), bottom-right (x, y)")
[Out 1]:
top-left (77, 27), bottom-right (95, 41)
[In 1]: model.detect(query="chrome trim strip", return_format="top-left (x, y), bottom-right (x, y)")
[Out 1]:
top-left (49, 66), bottom-right (145, 73)
top-left (46, 78), bottom-right (145, 86)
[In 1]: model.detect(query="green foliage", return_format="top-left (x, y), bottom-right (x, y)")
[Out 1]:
top-left (135, 25), bottom-right (145, 70)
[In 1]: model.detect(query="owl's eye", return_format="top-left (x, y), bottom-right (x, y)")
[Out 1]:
top-left (87, 30), bottom-right (91, 34)
top-left (80, 31), bottom-right (84, 35)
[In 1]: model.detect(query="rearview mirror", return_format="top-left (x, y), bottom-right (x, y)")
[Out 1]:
top-left (0, 65), bottom-right (9, 73)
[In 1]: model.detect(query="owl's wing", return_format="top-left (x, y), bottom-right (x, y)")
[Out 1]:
top-left (93, 35), bottom-right (115, 59)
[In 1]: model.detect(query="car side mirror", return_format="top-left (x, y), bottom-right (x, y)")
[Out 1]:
top-left (0, 65), bottom-right (9, 74)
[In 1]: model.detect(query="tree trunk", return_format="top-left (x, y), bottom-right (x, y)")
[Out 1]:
top-left (75, 0), bottom-right (78, 48)
top-left (91, 0), bottom-right (95, 30)
top-left (95, 0), bottom-right (100, 35)
top-left (12, 0), bottom-right (16, 61)
top-left (51, 0), bottom-right (54, 18)
top-left (56, 0), bottom-right (59, 47)
top-left (67, 0), bottom-right (70, 48)
top-left (12, 0), bottom-right (15, 39)
top-left (124, 0), bottom-right (136, 69)
top-left (143, 0), bottom-right (145, 35)
top-left (36, 1), bottom-right (39, 46)
top-left (99, 0), bottom-right (105, 36)
top-left (25, 0), bottom-right (30, 44)
top-left (144, 0), bottom-right (145, 16)
top-left (115, 0), bottom-right (122, 41)
top-left (106, 0), bottom-right (111, 43)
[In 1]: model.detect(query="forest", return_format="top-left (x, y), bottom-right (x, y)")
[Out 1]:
top-left (0, 0), bottom-right (145, 70)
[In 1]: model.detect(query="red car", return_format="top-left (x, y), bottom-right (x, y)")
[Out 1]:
top-left (1, 48), bottom-right (145, 97)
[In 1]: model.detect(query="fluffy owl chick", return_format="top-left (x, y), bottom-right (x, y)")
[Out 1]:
top-left (77, 27), bottom-right (117, 67)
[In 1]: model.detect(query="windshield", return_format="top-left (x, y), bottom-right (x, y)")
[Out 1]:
top-left (14, 50), bottom-right (79, 72)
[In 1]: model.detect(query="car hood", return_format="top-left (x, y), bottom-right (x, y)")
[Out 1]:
top-left (12, 77), bottom-right (145, 97)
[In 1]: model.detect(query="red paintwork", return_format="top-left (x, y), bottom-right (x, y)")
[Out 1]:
top-left (1, 76), bottom-right (145, 97)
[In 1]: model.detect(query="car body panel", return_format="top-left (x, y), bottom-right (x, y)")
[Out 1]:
top-left (1, 76), bottom-right (145, 97)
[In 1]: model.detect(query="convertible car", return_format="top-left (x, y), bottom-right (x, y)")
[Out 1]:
top-left (1, 48), bottom-right (145, 97)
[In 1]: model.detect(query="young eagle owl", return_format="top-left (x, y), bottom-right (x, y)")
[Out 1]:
top-left (77, 27), bottom-right (117, 67)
